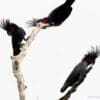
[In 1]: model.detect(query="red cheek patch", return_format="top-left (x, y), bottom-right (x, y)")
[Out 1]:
top-left (42, 19), bottom-right (49, 24)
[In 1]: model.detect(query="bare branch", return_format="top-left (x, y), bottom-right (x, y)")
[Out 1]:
top-left (11, 22), bottom-right (48, 100)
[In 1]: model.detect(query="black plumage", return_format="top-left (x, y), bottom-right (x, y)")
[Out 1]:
top-left (0, 19), bottom-right (26, 56)
top-left (28, 0), bottom-right (75, 28)
top-left (60, 47), bottom-right (100, 93)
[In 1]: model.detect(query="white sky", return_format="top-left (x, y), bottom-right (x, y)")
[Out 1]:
top-left (0, 0), bottom-right (100, 100)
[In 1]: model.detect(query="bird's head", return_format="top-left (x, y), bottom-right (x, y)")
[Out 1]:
top-left (82, 46), bottom-right (100, 65)
top-left (0, 19), bottom-right (18, 36)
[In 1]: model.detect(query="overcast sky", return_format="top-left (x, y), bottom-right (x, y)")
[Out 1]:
top-left (0, 0), bottom-right (100, 100)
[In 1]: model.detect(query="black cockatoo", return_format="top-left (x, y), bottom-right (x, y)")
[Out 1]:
top-left (0, 19), bottom-right (26, 56)
top-left (27, 0), bottom-right (75, 28)
top-left (60, 47), bottom-right (100, 93)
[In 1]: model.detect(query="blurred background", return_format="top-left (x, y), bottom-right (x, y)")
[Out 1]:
top-left (0, 0), bottom-right (100, 100)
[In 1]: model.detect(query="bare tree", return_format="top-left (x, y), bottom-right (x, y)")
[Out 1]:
top-left (11, 22), bottom-right (49, 100)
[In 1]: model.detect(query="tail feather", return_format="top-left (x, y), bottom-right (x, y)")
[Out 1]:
top-left (65, 0), bottom-right (75, 6)
top-left (60, 83), bottom-right (69, 93)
